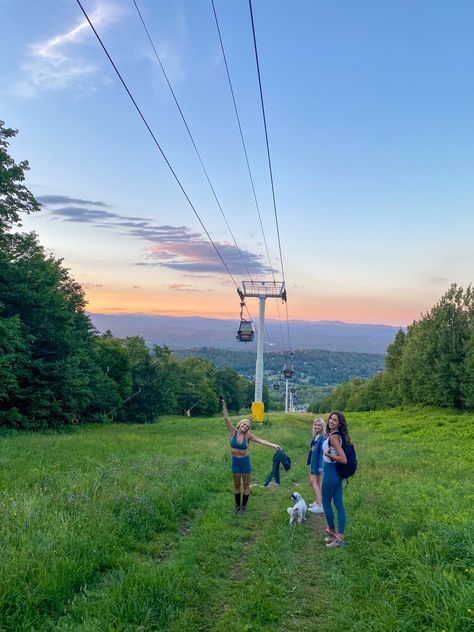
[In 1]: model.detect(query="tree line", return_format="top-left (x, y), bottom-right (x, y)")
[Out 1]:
top-left (0, 121), bottom-right (257, 429)
top-left (310, 284), bottom-right (474, 413)
top-left (174, 347), bottom-right (384, 386)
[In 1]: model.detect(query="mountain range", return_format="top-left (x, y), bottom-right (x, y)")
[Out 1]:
top-left (88, 313), bottom-right (400, 354)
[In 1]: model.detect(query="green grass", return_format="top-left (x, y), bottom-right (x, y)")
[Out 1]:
top-left (0, 409), bottom-right (472, 631)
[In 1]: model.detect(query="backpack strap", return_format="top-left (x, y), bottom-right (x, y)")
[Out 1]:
top-left (327, 432), bottom-right (341, 461)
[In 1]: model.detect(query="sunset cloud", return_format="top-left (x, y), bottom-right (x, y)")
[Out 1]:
top-left (41, 194), bottom-right (273, 276)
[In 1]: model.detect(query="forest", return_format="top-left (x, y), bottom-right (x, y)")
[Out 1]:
top-left (174, 347), bottom-right (384, 385)
top-left (175, 347), bottom-right (385, 409)
top-left (310, 284), bottom-right (474, 413)
top-left (0, 122), bottom-right (258, 429)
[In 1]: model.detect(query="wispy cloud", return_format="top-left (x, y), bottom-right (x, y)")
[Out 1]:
top-left (168, 283), bottom-right (201, 292)
top-left (428, 277), bottom-right (449, 284)
top-left (13, 1), bottom-right (125, 97)
top-left (41, 193), bottom-right (273, 276)
top-left (37, 195), bottom-right (109, 207)
top-left (49, 206), bottom-right (116, 223)
top-left (82, 282), bottom-right (103, 289)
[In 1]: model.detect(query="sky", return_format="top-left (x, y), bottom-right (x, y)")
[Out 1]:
top-left (1, 0), bottom-right (474, 330)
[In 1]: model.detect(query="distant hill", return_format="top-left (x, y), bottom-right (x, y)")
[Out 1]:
top-left (173, 347), bottom-right (385, 386)
top-left (88, 313), bottom-right (399, 354)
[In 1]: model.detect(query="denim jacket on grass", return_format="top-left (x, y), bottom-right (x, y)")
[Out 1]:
top-left (264, 449), bottom-right (291, 486)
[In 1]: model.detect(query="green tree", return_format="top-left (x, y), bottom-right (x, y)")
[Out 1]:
top-left (95, 335), bottom-right (132, 400)
top-left (151, 345), bottom-right (182, 415)
top-left (461, 321), bottom-right (474, 408)
top-left (0, 121), bottom-right (40, 231)
top-left (400, 285), bottom-right (471, 408)
top-left (120, 336), bottom-right (160, 423)
top-left (215, 367), bottom-right (248, 412)
top-left (383, 328), bottom-right (406, 405)
top-left (0, 122), bottom-right (101, 427)
top-left (178, 356), bottom-right (217, 416)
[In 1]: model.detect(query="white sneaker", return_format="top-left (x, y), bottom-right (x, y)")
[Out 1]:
top-left (309, 502), bottom-right (316, 508)
top-left (309, 504), bottom-right (324, 514)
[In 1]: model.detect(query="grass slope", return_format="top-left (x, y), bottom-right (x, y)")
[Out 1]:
top-left (0, 409), bottom-right (472, 631)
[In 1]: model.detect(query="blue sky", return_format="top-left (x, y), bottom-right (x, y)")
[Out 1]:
top-left (1, 0), bottom-right (473, 327)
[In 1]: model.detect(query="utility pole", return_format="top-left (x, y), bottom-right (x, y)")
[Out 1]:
top-left (283, 362), bottom-right (294, 415)
top-left (289, 386), bottom-right (296, 413)
top-left (239, 281), bottom-right (286, 423)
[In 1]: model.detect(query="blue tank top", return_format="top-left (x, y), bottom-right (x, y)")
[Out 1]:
top-left (231, 431), bottom-right (248, 450)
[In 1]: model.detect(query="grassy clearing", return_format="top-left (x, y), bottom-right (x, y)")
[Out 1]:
top-left (0, 409), bottom-right (472, 631)
top-left (328, 408), bottom-right (474, 632)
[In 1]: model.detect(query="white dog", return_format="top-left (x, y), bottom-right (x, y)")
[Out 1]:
top-left (287, 492), bottom-right (307, 525)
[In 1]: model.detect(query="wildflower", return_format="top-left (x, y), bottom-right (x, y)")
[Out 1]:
top-left (468, 608), bottom-right (472, 615)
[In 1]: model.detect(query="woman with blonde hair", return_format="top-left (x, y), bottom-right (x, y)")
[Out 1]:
top-left (220, 397), bottom-right (280, 514)
top-left (307, 417), bottom-right (326, 513)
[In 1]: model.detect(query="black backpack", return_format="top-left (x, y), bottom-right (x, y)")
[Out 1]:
top-left (328, 432), bottom-right (358, 480)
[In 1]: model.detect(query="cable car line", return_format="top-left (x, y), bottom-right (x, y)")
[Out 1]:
top-left (248, 0), bottom-right (293, 356)
top-left (131, 0), bottom-right (255, 285)
top-left (248, 0), bottom-right (285, 284)
top-left (211, 0), bottom-right (287, 354)
top-left (210, 0), bottom-right (276, 284)
top-left (75, 0), bottom-right (259, 335)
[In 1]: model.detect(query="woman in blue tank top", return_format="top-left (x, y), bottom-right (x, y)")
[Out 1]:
top-left (220, 397), bottom-right (281, 514)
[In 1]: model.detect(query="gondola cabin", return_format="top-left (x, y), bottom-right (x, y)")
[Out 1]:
top-left (282, 364), bottom-right (294, 379)
top-left (273, 381), bottom-right (280, 391)
top-left (290, 386), bottom-right (296, 394)
top-left (236, 319), bottom-right (255, 343)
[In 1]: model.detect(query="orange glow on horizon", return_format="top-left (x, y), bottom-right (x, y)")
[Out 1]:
top-left (85, 287), bottom-right (238, 319)
top-left (85, 286), bottom-right (420, 326)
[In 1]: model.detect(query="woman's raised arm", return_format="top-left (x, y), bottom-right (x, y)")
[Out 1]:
top-left (220, 398), bottom-right (235, 435)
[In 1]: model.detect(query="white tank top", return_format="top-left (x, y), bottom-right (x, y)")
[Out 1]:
top-left (323, 433), bottom-right (339, 463)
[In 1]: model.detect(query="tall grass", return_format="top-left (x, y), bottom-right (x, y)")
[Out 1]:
top-left (324, 408), bottom-right (474, 632)
top-left (0, 410), bottom-right (472, 630)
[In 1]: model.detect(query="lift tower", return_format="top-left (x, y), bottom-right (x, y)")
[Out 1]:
top-left (239, 281), bottom-right (286, 422)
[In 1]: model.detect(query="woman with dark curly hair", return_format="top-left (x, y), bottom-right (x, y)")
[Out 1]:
top-left (322, 411), bottom-right (350, 548)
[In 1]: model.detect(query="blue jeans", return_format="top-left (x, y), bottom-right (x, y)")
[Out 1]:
top-left (322, 462), bottom-right (346, 533)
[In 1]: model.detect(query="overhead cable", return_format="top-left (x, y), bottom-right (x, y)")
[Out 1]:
top-left (131, 0), bottom-right (255, 283)
top-left (211, 0), bottom-right (287, 353)
top-left (248, 0), bottom-right (292, 353)
top-left (75, 0), bottom-right (243, 293)
top-left (210, 0), bottom-right (276, 282)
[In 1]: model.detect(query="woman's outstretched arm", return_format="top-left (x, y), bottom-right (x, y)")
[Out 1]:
top-left (248, 433), bottom-right (280, 450)
top-left (221, 398), bottom-right (235, 435)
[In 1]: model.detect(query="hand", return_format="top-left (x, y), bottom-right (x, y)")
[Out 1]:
top-left (275, 445), bottom-right (281, 451)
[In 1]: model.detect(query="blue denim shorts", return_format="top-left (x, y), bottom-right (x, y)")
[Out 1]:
top-left (310, 465), bottom-right (323, 476)
top-left (232, 455), bottom-right (252, 474)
